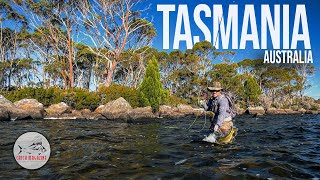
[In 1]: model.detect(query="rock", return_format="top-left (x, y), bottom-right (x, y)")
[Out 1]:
top-left (85, 112), bottom-right (107, 120)
top-left (267, 108), bottom-right (286, 114)
top-left (0, 95), bottom-right (15, 108)
top-left (129, 106), bottom-right (156, 120)
top-left (8, 108), bottom-right (32, 120)
top-left (305, 110), bottom-right (318, 114)
top-left (248, 106), bottom-right (265, 115)
top-left (177, 104), bottom-right (194, 115)
top-left (45, 102), bottom-right (71, 116)
top-left (94, 105), bottom-right (105, 114)
top-left (253, 113), bottom-right (264, 117)
top-left (266, 108), bottom-right (301, 115)
top-left (284, 109), bottom-right (300, 114)
top-left (159, 105), bottom-right (172, 114)
top-left (168, 112), bottom-right (186, 118)
top-left (70, 110), bottom-right (82, 116)
top-left (193, 108), bottom-right (206, 116)
top-left (159, 105), bottom-right (185, 118)
top-left (59, 109), bottom-right (86, 120)
top-left (81, 109), bottom-right (92, 115)
top-left (79, 109), bottom-right (106, 120)
top-left (14, 99), bottom-right (44, 119)
top-left (298, 108), bottom-right (306, 114)
top-left (0, 108), bottom-right (9, 121)
top-left (0, 95), bottom-right (31, 120)
top-left (235, 104), bottom-right (246, 115)
top-left (101, 97), bottom-right (133, 119)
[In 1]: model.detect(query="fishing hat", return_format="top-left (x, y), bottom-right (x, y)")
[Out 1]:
top-left (207, 82), bottom-right (223, 91)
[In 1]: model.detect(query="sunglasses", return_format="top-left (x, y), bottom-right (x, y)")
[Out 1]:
top-left (211, 90), bottom-right (221, 93)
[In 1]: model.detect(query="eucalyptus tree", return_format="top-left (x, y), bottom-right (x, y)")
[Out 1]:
top-left (12, 0), bottom-right (82, 88)
top-left (116, 47), bottom-right (156, 88)
top-left (74, 43), bottom-right (97, 89)
top-left (78, 0), bottom-right (156, 87)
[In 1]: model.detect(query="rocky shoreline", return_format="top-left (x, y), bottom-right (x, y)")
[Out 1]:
top-left (0, 95), bottom-right (319, 121)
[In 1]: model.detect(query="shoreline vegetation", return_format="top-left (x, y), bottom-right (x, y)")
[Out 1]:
top-left (1, 91), bottom-right (319, 121)
top-left (1, 84), bottom-right (319, 121)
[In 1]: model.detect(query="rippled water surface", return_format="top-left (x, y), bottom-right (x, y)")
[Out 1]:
top-left (0, 114), bottom-right (319, 179)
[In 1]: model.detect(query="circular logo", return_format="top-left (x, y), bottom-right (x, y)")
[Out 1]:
top-left (13, 132), bottom-right (50, 170)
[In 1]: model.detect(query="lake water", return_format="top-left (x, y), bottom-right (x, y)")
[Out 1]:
top-left (0, 114), bottom-right (319, 179)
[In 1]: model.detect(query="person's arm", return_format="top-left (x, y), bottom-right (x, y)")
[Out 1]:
top-left (206, 98), bottom-right (213, 111)
top-left (216, 98), bottom-right (229, 128)
top-left (201, 97), bottom-right (213, 111)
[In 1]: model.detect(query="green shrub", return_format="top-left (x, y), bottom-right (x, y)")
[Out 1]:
top-left (167, 95), bottom-right (188, 107)
top-left (98, 85), bottom-right (139, 108)
top-left (62, 88), bottom-right (100, 110)
top-left (138, 56), bottom-right (167, 112)
top-left (1, 87), bottom-right (99, 110)
top-left (311, 105), bottom-right (318, 111)
top-left (244, 76), bottom-right (261, 106)
top-left (1, 87), bottom-right (64, 107)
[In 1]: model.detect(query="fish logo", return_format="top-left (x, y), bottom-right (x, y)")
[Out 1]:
top-left (18, 135), bottom-right (47, 155)
top-left (13, 132), bottom-right (51, 170)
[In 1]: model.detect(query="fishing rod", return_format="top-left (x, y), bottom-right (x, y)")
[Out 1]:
top-left (187, 10), bottom-right (225, 133)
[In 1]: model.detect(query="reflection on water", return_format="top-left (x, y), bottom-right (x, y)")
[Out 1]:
top-left (0, 114), bottom-right (319, 179)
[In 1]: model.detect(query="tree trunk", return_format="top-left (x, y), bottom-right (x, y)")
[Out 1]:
top-left (105, 60), bottom-right (117, 87)
top-left (67, 33), bottom-right (74, 88)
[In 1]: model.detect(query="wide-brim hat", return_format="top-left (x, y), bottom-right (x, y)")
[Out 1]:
top-left (207, 82), bottom-right (223, 91)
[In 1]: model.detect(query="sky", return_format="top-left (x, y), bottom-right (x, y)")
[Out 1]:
top-left (148, 0), bottom-right (320, 99)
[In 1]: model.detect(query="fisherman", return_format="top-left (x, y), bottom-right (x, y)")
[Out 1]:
top-left (202, 82), bottom-right (234, 135)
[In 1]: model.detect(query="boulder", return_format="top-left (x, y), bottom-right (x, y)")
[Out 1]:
top-left (14, 99), bottom-right (44, 119)
top-left (267, 108), bottom-right (286, 114)
top-left (0, 95), bottom-right (15, 108)
top-left (159, 105), bottom-right (185, 118)
top-left (159, 105), bottom-right (172, 114)
top-left (305, 110), bottom-right (318, 114)
top-left (284, 109), bottom-right (300, 114)
top-left (81, 109), bottom-right (92, 115)
top-left (80, 109), bottom-right (106, 120)
top-left (298, 108), bottom-right (306, 114)
top-left (45, 102), bottom-right (71, 116)
top-left (129, 106), bottom-right (156, 120)
top-left (8, 108), bottom-right (31, 120)
top-left (235, 104), bottom-right (246, 115)
top-left (101, 97), bottom-right (133, 119)
top-left (85, 112), bottom-right (107, 120)
top-left (177, 104), bottom-right (194, 115)
top-left (58, 110), bottom-right (86, 120)
top-left (193, 108), bottom-right (206, 116)
top-left (71, 110), bottom-right (82, 116)
top-left (248, 106), bottom-right (265, 115)
top-left (0, 95), bottom-right (31, 120)
top-left (0, 108), bottom-right (9, 121)
top-left (94, 105), bottom-right (105, 114)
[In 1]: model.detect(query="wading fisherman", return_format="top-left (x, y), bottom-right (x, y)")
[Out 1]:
top-left (202, 82), bottom-right (235, 135)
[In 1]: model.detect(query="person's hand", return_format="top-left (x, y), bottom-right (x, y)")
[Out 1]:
top-left (214, 125), bottom-right (219, 132)
top-left (199, 100), bottom-right (207, 109)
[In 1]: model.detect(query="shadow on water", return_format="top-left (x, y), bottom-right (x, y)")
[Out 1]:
top-left (0, 114), bottom-right (320, 179)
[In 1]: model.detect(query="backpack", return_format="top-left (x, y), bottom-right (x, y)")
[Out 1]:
top-left (224, 94), bottom-right (237, 118)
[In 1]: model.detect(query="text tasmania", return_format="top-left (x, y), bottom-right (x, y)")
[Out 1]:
top-left (157, 4), bottom-right (311, 51)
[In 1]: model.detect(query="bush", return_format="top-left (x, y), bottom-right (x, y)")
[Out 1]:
top-left (98, 85), bottom-right (139, 108)
top-left (62, 89), bottom-right (101, 110)
top-left (138, 57), bottom-right (167, 112)
top-left (1, 87), bottom-right (64, 107)
top-left (167, 95), bottom-right (188, 107)
top-left (244, 76), bottom-right (261, 106)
